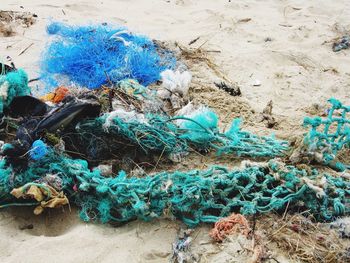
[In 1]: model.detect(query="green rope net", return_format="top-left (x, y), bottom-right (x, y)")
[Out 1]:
top-left (1, 150), bottom-right (349, 227)
top-left (0, 69), bottom-right (30, 113)
top-left (1, 67), bottom-right (350, 229)
top-left (72, 109), bottom-right (288, 161)
top-left (303, 98), bottom-right (350, 171)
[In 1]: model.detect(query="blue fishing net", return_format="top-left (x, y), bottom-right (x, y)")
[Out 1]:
top-left (41, 22), bottom-right (176, 90)
top-left (29, 140), bottom-right (48, 161)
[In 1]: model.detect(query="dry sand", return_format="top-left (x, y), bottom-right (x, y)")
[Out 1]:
top-left (1, 0), bottom-right (350, 262)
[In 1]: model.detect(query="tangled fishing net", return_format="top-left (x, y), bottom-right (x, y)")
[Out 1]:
top-left (0, 69), bottom-right (30, 113)
top-left (3, 20), bottom-right (350, 262)
top-left (1, 147), bottom-right (350, 227)
top-left (1, 66), bottom-right (347, 229)
top-left (300, 98), bottom-right (350, 171)
top-left (41, 22), bottom-right (176, 89)
top-left (71, 107), bottom-right (288, 162)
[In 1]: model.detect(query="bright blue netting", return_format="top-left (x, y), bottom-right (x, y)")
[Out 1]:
top-left (41, 22), bottom-right (176, 89)
top-left (29, 140), bottom-right (48, 161)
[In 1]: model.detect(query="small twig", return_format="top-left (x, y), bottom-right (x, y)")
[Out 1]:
top-left (18, 42), bottom-right (34, 56)
top-left (188, 36), bottom-right (200, 46)
top-left (282, 200), bottom-right (290, 220)
top-left (152, 147), bottom-right (166, 173)
top-left (192, 229), bottom-right (201, 242)
top-left (197, 39), bottom-right (209, 50)
top-left (104, 71), bottom-right (113, 86)
top-left (108, 89), bottom-right (114, 112)
top-left (62, 9), bottom-right (66, 15)
top-left (251, 213), bottom-right (257, 235)
top-left (28, 77), bottom-right (41, 83)
top-left (238, 18), bottom-right (251, 23)
top-left (270, 257), bottom-right (281, 263)
top-left (279, 24), bottom-right (293, 27)
top-left (205, 50), bottom-right (221, 53)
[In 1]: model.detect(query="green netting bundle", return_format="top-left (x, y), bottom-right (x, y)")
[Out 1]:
top-left (74, 160), bottom-right (350, 225)
top-left (303, 98), bottom-right (350, 171)
top-left (176, 107), bottom-right (219, 146)
top-left (73, 108), bottom-right (288, 161)
top-left (1, 150), bottom-right (350, 227)
top-left (74, 112), bottom-right (188, 160)
top-left (0, 69), bottom-right (30, 113)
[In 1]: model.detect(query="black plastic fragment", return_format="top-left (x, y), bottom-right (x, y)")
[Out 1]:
top-left (214, 81), bottom-right (241, 96)
top-left (7, 96), bottom-right (48, 118)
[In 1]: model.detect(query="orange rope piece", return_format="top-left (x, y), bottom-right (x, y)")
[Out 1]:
top-left (210, 213), bottom-right (251, 242)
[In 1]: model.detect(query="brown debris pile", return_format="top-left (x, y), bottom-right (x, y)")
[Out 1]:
top-left (0, 10), bottom-right (37, 37)
top-left (258, 214), bottom-right (350, 263)
top-left (174, 43), bottom-right (255, 125)
top-left (258, 100), bottom-right (277, 128)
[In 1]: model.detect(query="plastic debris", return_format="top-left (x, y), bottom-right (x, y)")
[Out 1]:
top-left (3, 91), bottom-right (101, 166)
top-left (333, 35), bottom-right (350, 52)
top-left (330, 217), bottom-right (350, 238)
top-left (214, 81), bottom-right (241, 96)
top-left (0, 63), bottom-right (15, 75)
top-left (253, 79), bottom-right (261, 87)
top-left (160, 69), bottom-right (192, 98)
top-left (157, 69), bottom-right (192, 110)
top-left (7, 95), bottom-right (47, 117)
top-left (71, 107), bottom-right (288, 162)
top-left (117, 79), bottom-right (148, 99)
top-left (11, 183), bottom-right (69, 215)
top-left (2, 24), bottom-right (350, 263)
top-left (171, 229), bottom-right (196, 263)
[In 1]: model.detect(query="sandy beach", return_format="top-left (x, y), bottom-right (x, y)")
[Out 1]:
top-left (1, 0), bottom-right (350, 262)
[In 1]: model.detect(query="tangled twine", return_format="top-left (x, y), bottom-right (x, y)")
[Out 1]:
top-left (210, 213), bottom-right (251, 242)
